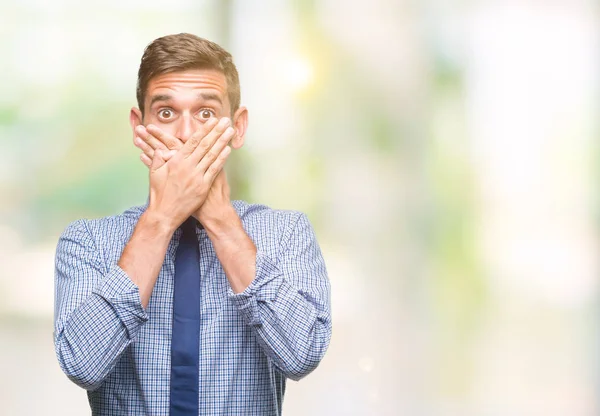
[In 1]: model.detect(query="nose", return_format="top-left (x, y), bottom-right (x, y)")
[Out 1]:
top-left (176, 113), bottom-right (201, 143)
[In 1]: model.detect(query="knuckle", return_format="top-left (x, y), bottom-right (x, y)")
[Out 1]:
top-left (220, 149), bottom-right (231, 160)
top-left (198, 143), bottom-right (211, 155)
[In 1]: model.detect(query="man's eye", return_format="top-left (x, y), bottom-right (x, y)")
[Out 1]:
top-left (199, 109), bottom-right (214, 120)
top-left (158, 109), bottom-right (174, 119)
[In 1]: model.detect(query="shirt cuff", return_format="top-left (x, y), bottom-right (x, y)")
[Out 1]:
top-left (92, 264), bottom-right (149, 339)
top-left (228, 251), bottom-right (283, 327)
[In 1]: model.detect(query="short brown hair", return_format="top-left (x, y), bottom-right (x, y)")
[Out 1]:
top-left (136, 33), bottom-right (240, 115)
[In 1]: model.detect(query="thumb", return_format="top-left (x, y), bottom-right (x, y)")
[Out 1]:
top-left (163, 149), bottom-right (177, 161)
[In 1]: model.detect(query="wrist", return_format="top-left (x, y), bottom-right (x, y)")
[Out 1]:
top-left (200, 205), bottom-right (242, 240)
top-left (140, 208), bottom-right (177, 238)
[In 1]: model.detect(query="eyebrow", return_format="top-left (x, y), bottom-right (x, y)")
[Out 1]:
top-left (197, 92), bottom-right (223, 105)
top-left (148, 92), bottom-right (223, 108)
top-left (149, 94), bottom-right (173, 107)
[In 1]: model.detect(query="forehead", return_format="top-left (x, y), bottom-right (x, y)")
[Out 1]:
top-left (145, 69), bottom-right (228, 104)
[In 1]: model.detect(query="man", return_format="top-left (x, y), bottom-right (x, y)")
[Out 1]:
top-left (54, 33), bottom-right (332, 415)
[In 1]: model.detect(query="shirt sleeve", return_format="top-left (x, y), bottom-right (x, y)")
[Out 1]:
top-left (54, 219), bottom-right (148, 391)
top-left (228, 213), bottom-right (332, 381)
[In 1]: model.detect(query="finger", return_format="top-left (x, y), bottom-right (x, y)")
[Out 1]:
top-left (180, 117), bottom-right (227, 160)
top-left (146, 124), bottom-right (183, 150)
top-left (184, 116), bottom-right (219, 147)
top-left (134, 136), bottom-right (155, 159)
top-left (140, 153), bottom-right (152, 167)
top-left (203, 145), bottom-right (231, 183)
top-left (150, 149), bottom-right (167, 172)
top-left (141, 148), bottom-right (175, 168)
top-left (196, 126), bottom-right (235, 173)
top-left (188, 117), bottom-right (232, 164)
top-left (135, 125), bottom-right (167, 151)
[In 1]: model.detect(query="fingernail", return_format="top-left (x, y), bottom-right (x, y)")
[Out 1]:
top-left (224, 126), bottom-right (235, 136)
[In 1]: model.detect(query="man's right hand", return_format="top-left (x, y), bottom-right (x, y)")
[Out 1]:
top-left (144, 117), bottom-right (235, 233)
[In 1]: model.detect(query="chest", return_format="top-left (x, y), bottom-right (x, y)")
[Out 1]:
top-left (150, 236), bottom-right (241, 328)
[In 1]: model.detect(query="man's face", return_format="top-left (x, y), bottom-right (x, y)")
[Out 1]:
top-left (142, 68), bottom-right (231, 141)
top-left (130, 68), bottom-right (247, 152)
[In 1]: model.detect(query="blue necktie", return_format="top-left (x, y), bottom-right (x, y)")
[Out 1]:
top-left (170, 217), bottom-right (201, 415)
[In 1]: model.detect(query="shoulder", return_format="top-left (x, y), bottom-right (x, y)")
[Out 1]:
top-left (232, 200), bottom-right (315, 249)
top-left (58, 204), bottom-right (147, 248)
top-left (233, 199), bottom-right (308, 230)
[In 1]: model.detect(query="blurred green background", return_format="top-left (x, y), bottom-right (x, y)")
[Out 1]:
top-left (0, 0), bottom-right (598, 415)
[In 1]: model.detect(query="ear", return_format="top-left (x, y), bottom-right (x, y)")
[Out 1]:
top-left (129, 107), bottom-right (143, 144)
top-left (231, 106), bottom-right (248, 149)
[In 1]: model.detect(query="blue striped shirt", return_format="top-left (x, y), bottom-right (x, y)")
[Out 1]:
top-left (53, 200), bottom-right (332, 415)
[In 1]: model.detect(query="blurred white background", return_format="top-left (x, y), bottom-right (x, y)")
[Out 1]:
top-left (0, 0), bottom-right (598, 415)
